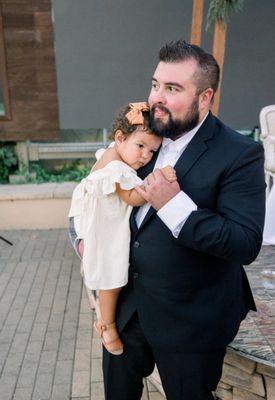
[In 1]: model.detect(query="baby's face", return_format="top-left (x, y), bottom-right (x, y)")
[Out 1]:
top-left (117, 128), bottom-right (162, 170)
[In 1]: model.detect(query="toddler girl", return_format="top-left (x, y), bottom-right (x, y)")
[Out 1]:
top-left (69, 102), bottom-right (176, 355)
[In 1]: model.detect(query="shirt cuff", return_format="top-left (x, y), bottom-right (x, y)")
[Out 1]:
top-left (157, 191), bottom-right (197, 238)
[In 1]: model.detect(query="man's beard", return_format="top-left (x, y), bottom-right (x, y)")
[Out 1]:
top-left (149, 98), bottom-right (200, 139)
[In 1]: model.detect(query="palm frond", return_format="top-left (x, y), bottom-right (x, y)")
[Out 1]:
top-left (206, 0), bottom-right (244, 30)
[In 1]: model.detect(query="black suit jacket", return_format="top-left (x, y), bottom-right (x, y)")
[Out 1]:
top-left (116, 112), bottom-right (266, 352)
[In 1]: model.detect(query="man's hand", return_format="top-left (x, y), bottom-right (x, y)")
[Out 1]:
top-left (135, 169), bottom-right (180, 210)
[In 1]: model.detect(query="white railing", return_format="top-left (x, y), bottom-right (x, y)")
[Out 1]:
top-left (16, 129), bottom-right (110, 168)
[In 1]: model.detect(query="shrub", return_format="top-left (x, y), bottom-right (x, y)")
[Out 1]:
top-left (0, 143), bottom-right (18, 183)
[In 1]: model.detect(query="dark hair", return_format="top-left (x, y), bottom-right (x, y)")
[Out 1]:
top-left (159, 39), bottom-right (220, 96)
top-left (110, 104), bottom-right (152, 140)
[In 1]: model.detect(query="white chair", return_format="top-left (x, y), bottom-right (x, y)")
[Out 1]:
top-left (259, 105), bottom-right (275, 193)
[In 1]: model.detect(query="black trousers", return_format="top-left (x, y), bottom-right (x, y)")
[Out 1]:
top-left (103, 312), bottom-right (226, 400)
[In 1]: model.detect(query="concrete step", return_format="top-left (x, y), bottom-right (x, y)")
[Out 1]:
top-left (0, 182), bottom-right (77, 229)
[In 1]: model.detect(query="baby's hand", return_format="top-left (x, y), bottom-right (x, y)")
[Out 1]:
top-left (161, 165), bottom-right (177, 182)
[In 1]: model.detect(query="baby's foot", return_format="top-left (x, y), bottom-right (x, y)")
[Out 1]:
top-left (94, 320), bottom-right (123, 355)
top-left (161, 165), bottom-right (177, 182)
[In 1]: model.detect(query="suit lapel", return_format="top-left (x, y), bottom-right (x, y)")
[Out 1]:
top-left (174, 113), bottom-right (216, 182)
top-left (136, 113), bottom-right (217, 231)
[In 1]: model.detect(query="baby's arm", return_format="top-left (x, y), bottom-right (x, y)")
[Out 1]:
top-left (116, 184), bottom-right (145, 206)
top-left (115, 166), bottom-right (177, 207)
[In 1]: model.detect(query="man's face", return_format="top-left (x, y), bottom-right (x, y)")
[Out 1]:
top-left (148, 60), bottom-right (202, 139)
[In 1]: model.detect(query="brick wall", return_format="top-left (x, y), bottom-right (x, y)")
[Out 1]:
top-left (0, 0), bottom-right (59, 141)
top-left (148, 348), bottom-right (275, 399)
top-left (216, 349), bottom-right (274, 400)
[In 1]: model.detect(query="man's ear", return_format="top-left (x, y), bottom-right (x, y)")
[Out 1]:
top-left (199, 88), bottom-right (214, 109)
top-left (114, 130), bottom-right (126, 145)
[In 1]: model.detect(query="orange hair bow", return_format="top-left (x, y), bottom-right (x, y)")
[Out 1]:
top-left (125, 102), bottom-right (150, 125)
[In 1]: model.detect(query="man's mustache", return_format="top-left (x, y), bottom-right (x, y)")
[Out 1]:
top-left (150, 104), bottom-right (171, 117)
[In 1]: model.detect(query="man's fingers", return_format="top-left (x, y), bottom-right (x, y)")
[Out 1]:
top-left (144, 168), bottom-right (176, 190)
top-left (146, 172), bottom-right (156, 185)
top-left (135, 184), bottom-right (150, 200)
top-left (153, 168), bottom-right (166, 181)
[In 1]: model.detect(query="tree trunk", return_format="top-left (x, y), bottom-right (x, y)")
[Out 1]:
top-left (211, 21), bottom-right (227, 116)
top-left (190, 0), bottom-right (204, 45)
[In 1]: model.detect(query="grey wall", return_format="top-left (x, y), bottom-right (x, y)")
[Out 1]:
top-left (52, 0), bottom-right (275, 131)
top-left (52, 0), bottom-right (192, 129)
top-left (217, 0), bottom-right (275, 129)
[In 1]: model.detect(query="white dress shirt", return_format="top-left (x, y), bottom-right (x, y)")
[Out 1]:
top-left (135, 114), bottom-right (208, 237)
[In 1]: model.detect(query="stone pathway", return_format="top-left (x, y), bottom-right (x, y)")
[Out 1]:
top-left (230, 245), bottom-right (275, 365)
top-left (0, 229), bottom-right (164, 400)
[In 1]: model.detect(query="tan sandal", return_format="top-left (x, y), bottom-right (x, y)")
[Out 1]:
top-left (94, 320), bottom-right (123, 355)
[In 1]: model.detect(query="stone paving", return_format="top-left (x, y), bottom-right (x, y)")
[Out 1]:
top-left (230, 245), bottom-right (275, 365)
top-left (0, 230), bottom-right (164, 400)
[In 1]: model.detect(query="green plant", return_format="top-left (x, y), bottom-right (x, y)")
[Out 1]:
top-left (0, 143), bottom-right (18, 183)
top-left (29, 160), bottom-right (93, 184)
top-left (206, 0), bottom-right (244, 30)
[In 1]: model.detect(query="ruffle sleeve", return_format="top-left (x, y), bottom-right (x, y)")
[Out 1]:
top-left (68, 179), bottom-right (87, 218)
top-left (87, 161), bottom-right (142, 196)
top-left (68, 160), bottom-right (143, 218)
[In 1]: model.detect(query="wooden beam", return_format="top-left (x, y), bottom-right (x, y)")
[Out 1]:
top-left (190, 0), bottom-right (204, 45)
top-left (211, 21), bottom-right (227, 116)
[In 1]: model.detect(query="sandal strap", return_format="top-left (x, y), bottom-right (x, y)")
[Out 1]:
top-left (96, 320), bottom-right (117, 336)
top-left (94, 320), bottom-right (123, 354)
top-left (104, 321), bottom-right (116, 330)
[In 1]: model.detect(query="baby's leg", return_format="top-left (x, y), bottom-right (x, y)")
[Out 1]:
top-left (95, 288), bottom-right (123, 355)
top-left (161, 165), bottom-right (177, 182)
top-left (99, 288), bottom-right (120, 323)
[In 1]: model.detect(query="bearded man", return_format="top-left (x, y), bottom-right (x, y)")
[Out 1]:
top-left (70, 40), bottom-right (265, 400)
top-left (103, 40), bottom-right (265, 400)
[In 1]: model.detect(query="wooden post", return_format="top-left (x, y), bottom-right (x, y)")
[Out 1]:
top-left (211, 21), bottom-right (227, 116)
top-left (190, 0), bottom-right (204, 45)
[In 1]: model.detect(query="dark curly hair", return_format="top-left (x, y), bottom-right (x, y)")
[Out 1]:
top-left (110, 104), bottom-right (153, 140)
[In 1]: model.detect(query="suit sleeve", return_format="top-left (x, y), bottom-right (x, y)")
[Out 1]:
top-left (177, 142), bottom-right (266, 265)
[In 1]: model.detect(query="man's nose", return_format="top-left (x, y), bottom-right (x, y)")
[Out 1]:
top-left (149, 88), bottom-right (166, 105)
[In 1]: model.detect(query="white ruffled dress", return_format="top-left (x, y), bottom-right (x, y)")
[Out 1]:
top-left (68, 151), bottom-right (142, 290)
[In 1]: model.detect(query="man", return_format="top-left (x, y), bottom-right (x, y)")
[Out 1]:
top-left (70, 40), bottom-right (265, 400)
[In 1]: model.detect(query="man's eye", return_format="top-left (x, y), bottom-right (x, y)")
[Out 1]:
top-left (167, 86), bottom-right (177, 92)
top-left (152, 82), bottom-right (158, 89)
top-left (137, 144), bottom-right (144, 148)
